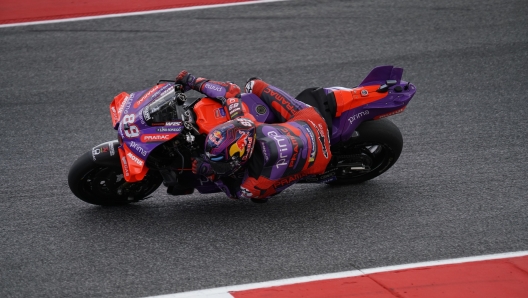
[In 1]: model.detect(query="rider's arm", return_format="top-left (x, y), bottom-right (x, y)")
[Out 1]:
top-left (244, 79), bottom-right (310, 123)
top-left (176, 70), bottom-right (255, 121)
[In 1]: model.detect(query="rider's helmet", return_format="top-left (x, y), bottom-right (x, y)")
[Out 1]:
top-left (203, 117), bottom-right (257, 176)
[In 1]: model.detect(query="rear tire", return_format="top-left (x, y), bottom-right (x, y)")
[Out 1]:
top-left (68, 151), bottom-right (163, 206)
top-left (329, 118), bottom-right (403, 185)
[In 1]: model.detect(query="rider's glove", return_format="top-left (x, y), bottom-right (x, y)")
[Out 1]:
top-left (175, 70), bottom-right (193, 92)
top-left (192, 157), bottom-right (215, 180)
top-left (175, 70), bottom-right (207, 92)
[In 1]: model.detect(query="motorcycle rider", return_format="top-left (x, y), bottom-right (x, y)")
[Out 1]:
top-left (175, 70), bottom-right (332, 202)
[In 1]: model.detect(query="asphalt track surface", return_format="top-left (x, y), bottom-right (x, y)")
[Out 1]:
top-left (1, 0), bottom-right (527, 297)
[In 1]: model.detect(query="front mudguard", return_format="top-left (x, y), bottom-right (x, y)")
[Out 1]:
top-left (91, 140), bottom-right (121, 167)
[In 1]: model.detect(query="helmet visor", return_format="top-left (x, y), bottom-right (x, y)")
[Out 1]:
top-left (204, 154), bottom-right (240, 176)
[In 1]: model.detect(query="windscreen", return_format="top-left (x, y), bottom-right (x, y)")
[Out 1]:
top-left (143, 87), bottom-right (177, 123)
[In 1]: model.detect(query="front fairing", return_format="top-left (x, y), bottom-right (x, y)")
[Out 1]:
top-left (109, 83), bottom-right (185, 182)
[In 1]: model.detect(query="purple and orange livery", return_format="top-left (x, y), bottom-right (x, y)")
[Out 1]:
top-left (108, 66), bottom-right (415, 189)
top-left (109, 83), bottom-right (183, 182)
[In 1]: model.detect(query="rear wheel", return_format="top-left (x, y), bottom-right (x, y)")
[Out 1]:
top-left (329, 119), bottom-right (403, 185)
top-left (68, 151), bottom-right (163, 206)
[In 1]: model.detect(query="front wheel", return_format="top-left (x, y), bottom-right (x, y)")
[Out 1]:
top-left (67, 151), bottom-right (163, 206)
top-left (329, 118), bottom-right (403, 185)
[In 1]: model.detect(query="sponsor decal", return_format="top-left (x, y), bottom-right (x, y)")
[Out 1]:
top-left (157, 86), bottom-right (175, 100)
top-left (140, 134), bottom-right (177, 143)
top-left (119, 94), bottom-right (132, 116)
top-left (118, 126), bottom-right (125, 139)
top-left (142, 109), bottom-right (151, 121)
top-left (348, 110), bottom-right (370, 124)
top-left (230, 109), bottom-right (243, 119)
top-left (108, 141), bottom-right (115, 156)
top-left (111, 106), bottom-right (118, 122)
top-left (273, 172), bottom-right (307, 188)
top-left (304, 170), bottom-right (337, 183)
top-left (92, 146), bottom-right (110, 161)
top-left (165, 121), bottom-right (183, 126)
top-left (117, 95), bottom-right (129, 114)
top-left (228, 100), bottom-right (242, 118)
top-left (260, 141), bottom-right (270, 162)
top-left (215, 108), bottom-right (226, 118)
top-left (209, 130), bottom-right (224, 145)
top-left (319, 173), bottom-right (337, 183)
top-left (226, 98), bottom-right (243, 118)
top-left (244, 135), bottom-right (254, 161)
top-left (229, 131), bottom-right (252, 160)
top-left (129, 141), bottom-right (148, 157)
top-left (91, 148), bottom-right (99, 161)
top-left (205, 83), bottom-right (223, 92)
top-left (228, 102), bottom-right (240, 110)
top-left (134, 84), bottom-right (164, 109)
top-left (303, 125), bottom-right (317, 162)
top-left (209, 80), bottom-right (230, 88)
top-left (279, 127), bottom-right (299, 168)
top-left (121, 156), bottom-right (130, 177)
top-left (308, 119), bottom-right (329, 159)
top-left (267, 130), bottom-right (289, 169)
top-left (263, 87), bottom-right (297, 116)
top-left (127, 152), bottom-right (144, 166)
top-left (288, 136), bottom-right (299, 168)
top-left (141, 133), bottom-right (178, 143)
top-left (374, 107), bottom-right (406, 120)
top-left (156, 127), bottom-right (182, 133)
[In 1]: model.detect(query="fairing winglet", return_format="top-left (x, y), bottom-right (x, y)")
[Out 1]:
top-left (359, 65), bottom-right (404, 86)
top-left (109, 92), bottom-right (130, 129)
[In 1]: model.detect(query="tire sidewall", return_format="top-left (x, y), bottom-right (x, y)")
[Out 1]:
top-left (331, 118), bottom-right (403, 184)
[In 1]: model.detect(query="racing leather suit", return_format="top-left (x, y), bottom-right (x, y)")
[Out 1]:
top-left (179, 73), bottom-right (332, 200)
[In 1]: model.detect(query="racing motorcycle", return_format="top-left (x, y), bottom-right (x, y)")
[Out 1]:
top-left (68, 65), bottom-right (416, 205)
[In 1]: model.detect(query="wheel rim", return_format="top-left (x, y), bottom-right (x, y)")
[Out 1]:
top-left (82, 167), bottom-right (125, 198)
top-left (335, 143), bottom-right (392, 179)
top-left (81, 167), bottom-right (161, 202)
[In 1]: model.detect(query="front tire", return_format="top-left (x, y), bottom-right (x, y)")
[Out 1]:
top-left (68, 151), bottom-right (163, 206)
top-left (329, 118), bottom-right (403, 185)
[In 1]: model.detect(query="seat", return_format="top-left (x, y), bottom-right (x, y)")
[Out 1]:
top-left (295, 87), bottom-right (336, 134)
